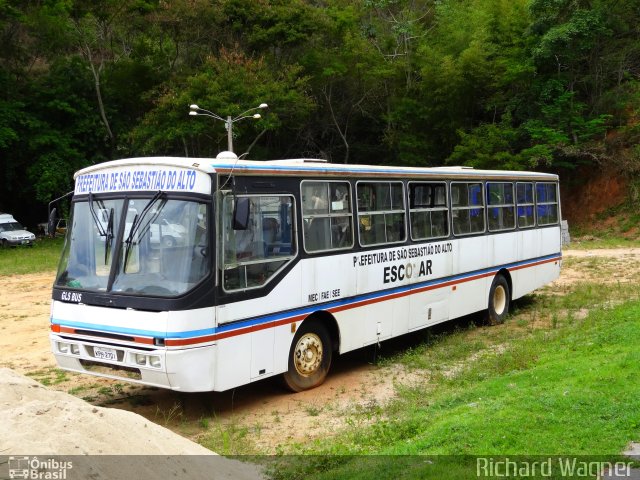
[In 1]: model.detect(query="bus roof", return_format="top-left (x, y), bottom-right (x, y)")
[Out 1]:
top-left (75, 156), bottom-right (559, 182)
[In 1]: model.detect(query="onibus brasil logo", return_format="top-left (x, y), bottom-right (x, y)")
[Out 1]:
top-left (8, 457), bottom-right (72, 479)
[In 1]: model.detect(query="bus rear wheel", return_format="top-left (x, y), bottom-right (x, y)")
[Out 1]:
top-left (283, 321), bottom-right (332, 392)
top-left (486, 274), bottom-right (510, 325)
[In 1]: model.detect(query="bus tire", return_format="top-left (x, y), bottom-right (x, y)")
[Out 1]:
top-left (283, 321), bottom-right (332, 392)
top-left (486, 274), bottom-right (510, 325)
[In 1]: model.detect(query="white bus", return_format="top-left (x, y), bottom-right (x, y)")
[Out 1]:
top-left (50, 153), bottom-right (561, 392)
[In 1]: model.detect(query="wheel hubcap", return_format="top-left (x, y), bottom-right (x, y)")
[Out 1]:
top-left (494, 285), bottom-right (506, 315)
top-left (293, 333), bottom-right (323, 376)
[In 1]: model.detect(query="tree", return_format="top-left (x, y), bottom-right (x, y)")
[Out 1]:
top-left (130, 48), bottom-right (315, 159)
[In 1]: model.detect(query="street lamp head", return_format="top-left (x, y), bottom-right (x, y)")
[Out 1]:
top-left (189, 102), bottom-right (268, 153)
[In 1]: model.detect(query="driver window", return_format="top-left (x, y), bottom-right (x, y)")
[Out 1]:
top-left (222, 194), bottom-right (297, 291)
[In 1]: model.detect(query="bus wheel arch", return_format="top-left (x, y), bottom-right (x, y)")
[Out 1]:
top-left (282, 311), bottom-right (339, 392)
top-left (486, 270), bottom-right (512, 326)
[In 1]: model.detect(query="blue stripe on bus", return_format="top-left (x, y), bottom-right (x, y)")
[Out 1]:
top-left (52, 252), bottom-right (561, 340)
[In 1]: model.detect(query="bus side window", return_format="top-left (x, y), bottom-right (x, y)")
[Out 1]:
top-left (535, 182), bottom-right (559, 226)
top-left (357, 181), bottom-right (405, 246)
top-left (302, 180), bottom-right (353, 253)
top-left (451, 182), bottom-right (485, 236)
top-left (222, 194), bottom-right (297, 291)
top-left (486, 182), bottom-right (515, 232)
top-left (409, 182), bottom-right (449, 241)
top-left (516, 182), bottom-right (535, 228)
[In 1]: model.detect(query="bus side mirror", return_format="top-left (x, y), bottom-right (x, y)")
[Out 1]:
top-left (232, 197), bottom-right (250, 230)
top-left (48, 207), bottom-right (58, 237)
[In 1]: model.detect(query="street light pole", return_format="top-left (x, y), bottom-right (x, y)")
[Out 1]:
top-left (189, 103), bottom-right (268, 153)
top-left (226, 115), bottom-right (233, 153)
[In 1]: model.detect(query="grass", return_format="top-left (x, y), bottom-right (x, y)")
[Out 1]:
top-left (198, 417), bottom-right (255, 455)
top-left (26, 367), bottom-right (69, 386)
top-left (0, 237), bottom-right (64, 276)
top-left (569, 204), bottom-right (640, 249)
top-left (268, 279), bottom-right (640, 479)
top-left (569, 236), bottom-right (640, 249)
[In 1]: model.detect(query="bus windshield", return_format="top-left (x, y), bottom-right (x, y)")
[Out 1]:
top-left (55, 196), bottom-right (209, 297)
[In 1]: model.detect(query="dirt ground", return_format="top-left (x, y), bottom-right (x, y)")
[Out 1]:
top-left (1, 247), bottom-right (639, 454)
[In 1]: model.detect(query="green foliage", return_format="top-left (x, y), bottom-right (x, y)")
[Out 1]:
top-left (130, 49), bottom-right (315, 158)
top-left (0, 237), bottom-right (64, 276)
top-left (447, 115), bottom-right (525, 170)
top-left (271, 291), bottom-right (640, 477)
top-left (2, 0), bottom-right (640, 221)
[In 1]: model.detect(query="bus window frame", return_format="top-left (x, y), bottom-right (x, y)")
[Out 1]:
top-left (535, 182), bottom-right (560, 227)
top-left (356, 180), bottom-right (407, 248)
top-left (300, 179), bottom-right (354, 254)
top-left (450, 181), bottom-right (486, 237)
top-left (516, 182), bottom-right (536, 229)
top-left (220, 192), bottom-right (298, 293)
top-left (486, 182), bottom-right (516, 233)
top-left (408, 181), bottom-right (450, 241)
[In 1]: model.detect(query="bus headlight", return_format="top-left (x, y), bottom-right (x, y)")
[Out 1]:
top-left (134, 354), bottom-right (147, 366)
top-left (70, 344), bottom-right (80, 355)
top-left (149, 356), bottom-right (161, 368)
top-left (57, 342), bottom-right (69, 354)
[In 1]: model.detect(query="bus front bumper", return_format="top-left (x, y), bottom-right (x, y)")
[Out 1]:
top-left (50, 333), bottom-right (216, 392)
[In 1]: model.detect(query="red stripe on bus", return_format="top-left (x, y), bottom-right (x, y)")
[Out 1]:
top-left (165, 313), bottom-right (309, 346)
top-left (55, 255), bottom-right (561, 348)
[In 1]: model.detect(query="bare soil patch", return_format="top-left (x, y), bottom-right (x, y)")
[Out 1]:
top-left (1, 247), bottom-right (639, 454)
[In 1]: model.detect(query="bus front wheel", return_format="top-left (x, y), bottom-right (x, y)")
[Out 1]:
top-left (486, 274), bottom-right (510, 325)
top-left (283, 321), bottom-right (332, 392)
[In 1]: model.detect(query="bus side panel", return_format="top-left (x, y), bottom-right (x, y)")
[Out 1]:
top-left (334, 308), bottom-right (366, 353)
top-left (485, 231), bottom-right (519, 305)
top-left (250, 326), bottom-right (275, 379)
top-left (408, 241), bottom-right (453, 330)
top-left (274, 323), bottom-right (295, 374)
top-left (512, 229), bottom-right (540, 299)
top-left (449, 236), bottom-right (489, 319)
top-left (489, 232), bottom-right (519, 270)
top-left (300, 254), bottom-right (357, 308)
top-left (214, 334), bottom-right (253, 391)
top-left (511, 227), bottom-right (561, 300)
top-left (536, 226), bottom-right (562, 286)
top-left (539, 225), bottom-right (562, 257)
top-left (216, 268), bottom-right (304, 324)
top-left (457, 236), bottom-right (489, 278)
top-left (214, 267), bottom-right (306, 389)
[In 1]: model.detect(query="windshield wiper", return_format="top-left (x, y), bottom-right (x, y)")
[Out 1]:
top-left (88, 192), bottom-right (108, 237)
top-left (88, 192), bottom-right (114, 265)
top-left (104, 207), bottom-right (114, 265)
top-left (123, 191), bottom-right (166, 272)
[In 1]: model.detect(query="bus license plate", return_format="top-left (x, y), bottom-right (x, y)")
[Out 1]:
top-left (94, 347), bottom-right (117, 361)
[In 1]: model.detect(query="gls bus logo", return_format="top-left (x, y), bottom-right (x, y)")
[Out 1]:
top-left (61, 291), bottom-right (82, 303)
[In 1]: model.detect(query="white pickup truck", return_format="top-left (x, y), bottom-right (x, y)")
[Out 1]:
top-left (0, 213), bottom-right (36, 247)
